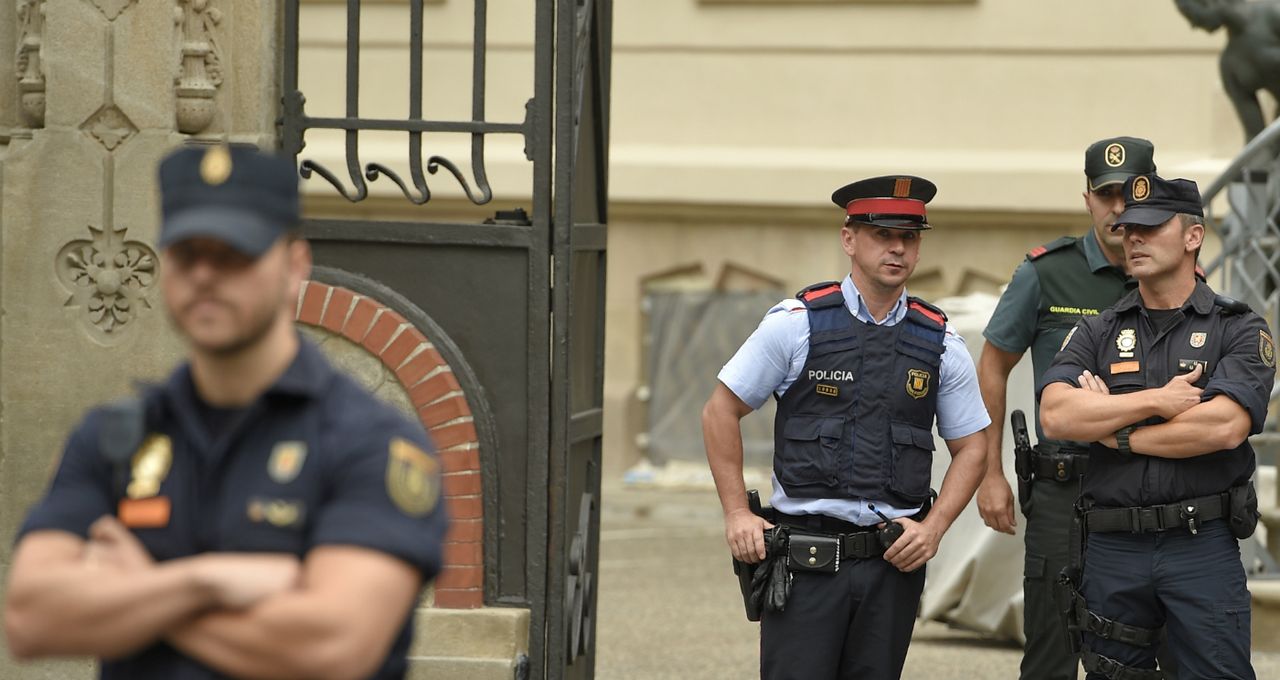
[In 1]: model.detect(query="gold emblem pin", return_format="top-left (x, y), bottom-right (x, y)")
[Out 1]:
top-left (1189, 332), bottom-right (1207, 349)
top-left (127, 434), bottom-right (173, 500)
top-left (200, 144), bottom-right (233, 186)
top-left (386, 437), bottom-right (440, 517)
top-left (1132, 176), bottom-right (1151, 202)
top-left (1105, 143), bottom-right (1126, 168)
top-left (268, 441), bottom-right (308, 484)
top-left (905, 368), bottom-right (931, 399)
top-left (1116, 329), bottom-right (1137, 358)
top-left (1261, 330), bottom-right (1275, 368)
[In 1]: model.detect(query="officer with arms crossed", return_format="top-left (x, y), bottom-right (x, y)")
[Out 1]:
top-left (977, 137), bottom-right (1154, 680)
top-left (4, 145), bottom-right (448, 680)
top-left (1040, 174), bottom-right (1271, 680)
top-left (703, 176), bottom-right (989, 680)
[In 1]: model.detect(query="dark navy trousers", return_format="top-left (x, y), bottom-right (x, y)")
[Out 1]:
top-left (760, 558), bottom-right (925, 680)
top-left (1080, 519), bottom-right (1254, 680)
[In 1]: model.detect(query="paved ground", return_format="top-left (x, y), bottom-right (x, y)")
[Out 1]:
top-left (594, 483), bottom-right (1280, 679)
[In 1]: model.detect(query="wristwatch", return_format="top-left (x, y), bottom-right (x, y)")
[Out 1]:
top-left (1115, 425), bottom-right (1137, 456)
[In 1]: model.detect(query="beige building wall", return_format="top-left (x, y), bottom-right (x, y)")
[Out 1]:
top-left (294, 0), bottom-right (1246, 474)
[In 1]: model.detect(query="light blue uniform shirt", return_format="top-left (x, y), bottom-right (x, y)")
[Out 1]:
top-left (717, 275), bottom-right (990, 526)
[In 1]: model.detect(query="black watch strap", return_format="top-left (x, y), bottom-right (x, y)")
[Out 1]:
top-left (1116, 425), bottom-right (1136, 456)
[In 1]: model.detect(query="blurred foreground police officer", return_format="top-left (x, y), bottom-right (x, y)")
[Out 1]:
top-left (4, 145), bottom-right (448, 679)
top-left (702, 176), bottom-right (989, 679)
top-left (1040, 174), bottom-right (1271, 680)
top-left (977, 136), bottom-right (1155, 680)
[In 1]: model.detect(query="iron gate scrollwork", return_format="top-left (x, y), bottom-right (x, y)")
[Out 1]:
top-left (280, 1), bottom-right (610, 678)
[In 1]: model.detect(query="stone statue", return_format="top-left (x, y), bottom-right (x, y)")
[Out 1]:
top-left (1176, 0), bottom-right (1280, 144)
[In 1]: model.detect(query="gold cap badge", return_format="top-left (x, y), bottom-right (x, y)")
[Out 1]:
top-left (1132, 176), bottom-right (1151, 202)
top-left (1105, 143), bottom-right (1126, 168)
top-left (893, 177), bottom-right (912, 198)
top-left (200, 144), bottom-right (233, 186)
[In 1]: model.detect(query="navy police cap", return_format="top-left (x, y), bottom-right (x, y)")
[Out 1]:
top-left (1111, 173), bottom-right (1203, 231)
top-left (831, 175), bottom-right (937, 230)
top-left (158, 144), bottom-right (300, 258)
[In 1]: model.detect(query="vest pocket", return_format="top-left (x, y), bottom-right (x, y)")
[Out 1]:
top-left (777, 415), bottom-right (846, 489)
top-left (889, 422), bottom-right (935, 501)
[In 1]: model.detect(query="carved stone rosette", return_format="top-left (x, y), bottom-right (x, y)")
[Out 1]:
top-left (15, 0), bottom-right (47, 128)
top-left (174, 0), bottom-right (224, 134)
top-left (56, 226), bottom-right (159, 343)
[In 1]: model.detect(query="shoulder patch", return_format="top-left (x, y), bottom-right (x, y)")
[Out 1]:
top-left (386, 437), bottom-right (440, 517)
top-left (796, 281), bottom-right (844, 309)
top-left (1026, 236), bottom-right (1077, 261)
top-left (907, 297), bottom-right (947, 327)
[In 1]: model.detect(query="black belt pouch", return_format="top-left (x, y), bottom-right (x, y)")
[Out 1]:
top-left (788, 534), bottom-right (840, 573)
top-left (1228, 483), bottom-right (1260, 539)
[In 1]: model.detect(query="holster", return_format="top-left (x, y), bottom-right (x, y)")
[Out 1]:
top-left (1055, 498), bottom-right (1088, 655)
top-left (1011, 410), bottom-right (1034, 515)
top-left (733, 490), bottom-right (787, 621)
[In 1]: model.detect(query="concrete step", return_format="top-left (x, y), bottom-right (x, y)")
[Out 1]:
top-left (410, 606), bottom-right (530, 660)
top-left (406, 656), bottom-right (521, 680)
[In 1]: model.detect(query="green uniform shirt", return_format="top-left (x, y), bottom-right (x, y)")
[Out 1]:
top-left (983, 229), bottom-right (1130, 442)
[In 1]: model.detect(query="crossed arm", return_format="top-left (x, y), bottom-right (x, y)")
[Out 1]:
top-left (5, 517), bottom-right (420, 680)
top-left (1039, 365), bottom-right (1251, 458)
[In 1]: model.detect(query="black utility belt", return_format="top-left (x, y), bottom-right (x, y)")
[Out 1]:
top-left (1030, 448), bottom-right (1088, 482)
top-left (1084, 491), bottom-right (1228, 535)
top-left (777, 528), bottom-right (890, 573)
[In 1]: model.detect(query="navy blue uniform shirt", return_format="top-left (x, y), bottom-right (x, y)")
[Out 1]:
top-left (1038, 281), bottom-right (1274, 506)
top-left (19, 338), bottom-right (449, 679)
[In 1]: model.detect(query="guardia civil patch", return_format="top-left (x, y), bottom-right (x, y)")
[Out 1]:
top-left (1105, 143), bottom-right (1125, 168)
top-left (1189, 332), bottom-right (1206, 349)
top-left (268, 441), bottom-right (307, 484)
top-left (905, 369), bottom-right (930, 399)
top-left (386, 437), bottom-right (440, 517)
top-left (1261, 330), bottom-right (1275, 368)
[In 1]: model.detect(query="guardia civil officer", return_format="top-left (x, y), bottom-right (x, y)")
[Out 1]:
top-left (702, 176), bottom-right (989, 679)
top-left (4, 145), bottom-right (448, 679)
top-left (977, 136), bottom-right (1155, 680)
top-left (1040, 174), bottom-right (1272, 680)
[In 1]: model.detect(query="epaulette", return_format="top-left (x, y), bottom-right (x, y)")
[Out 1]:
top-left (1214, 294), bottom-right (1250, 315)
top-left (907, 296), bottom-right (947, 328)
top-left (796, 281), bottom-right (844, 309)
top-left (1026, 236), bottom-right (1077, 261)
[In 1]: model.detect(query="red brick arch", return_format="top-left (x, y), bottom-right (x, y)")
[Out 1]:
top-left (295, 281), bottom-right (482, 609)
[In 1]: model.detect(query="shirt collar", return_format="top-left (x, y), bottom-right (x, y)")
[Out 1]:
top-left (841, 274), bottom-right (907, 325)
top-left (165, 334), bottom-right (333, 405)
top-left (1081, 228), bottom-right (1123, 274)
top-left (1114, 280), bottom-right (1216, 315)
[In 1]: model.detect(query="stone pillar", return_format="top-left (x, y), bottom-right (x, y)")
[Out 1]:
top-left (0, 1), bottom-right (279, 677)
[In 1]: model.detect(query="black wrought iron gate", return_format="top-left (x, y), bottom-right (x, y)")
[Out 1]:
top-left (280, 1), bottom-right (610, 677)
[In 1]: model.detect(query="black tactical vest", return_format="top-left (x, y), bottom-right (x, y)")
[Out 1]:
top-left (773, 282), bottom-right (947, 506)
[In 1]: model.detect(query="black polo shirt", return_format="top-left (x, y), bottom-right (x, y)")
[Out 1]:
top-left (1038, 281), bottom-right (1274, 507)
top-left (19, 338), bottom-right (449, 679)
